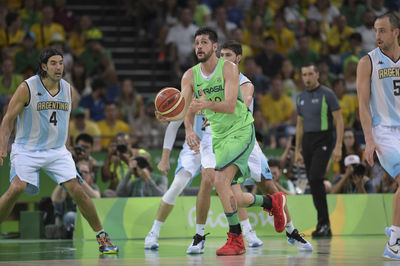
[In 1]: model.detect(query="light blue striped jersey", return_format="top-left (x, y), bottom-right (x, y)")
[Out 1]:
top-left (368, 48), bottom-right (400, 127)
top-left (14, 75), bottom-right (72, 150)
top-left (239, 72), bottom-right (254, 114)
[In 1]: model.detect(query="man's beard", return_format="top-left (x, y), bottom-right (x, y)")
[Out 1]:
top-left (197, 49), bottom-right (213, 62)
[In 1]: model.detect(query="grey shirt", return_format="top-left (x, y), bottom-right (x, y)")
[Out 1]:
top-left (116, 170), bottom-right (168, 197)
top-left (296, 85), bottom-right (340, 132)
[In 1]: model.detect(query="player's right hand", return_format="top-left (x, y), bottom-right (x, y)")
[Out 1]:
top-left (157, 158), bottom-right (170, 176)
top-left (365, 139), bottom-right (382, 166)
top-left (186, 131), bottom-right (200, 153)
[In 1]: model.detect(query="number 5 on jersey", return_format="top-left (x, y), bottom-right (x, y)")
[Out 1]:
top-left (50, 111), bottom-right (57, 126)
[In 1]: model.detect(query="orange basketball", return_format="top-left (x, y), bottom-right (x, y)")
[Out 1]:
top-left (155, 87), bottom-right (185, 118)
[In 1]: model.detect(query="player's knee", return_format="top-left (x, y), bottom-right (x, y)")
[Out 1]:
top-left (64, 179), bottom-right (82, 196)
top-left (9, 177), bottom-right (27, 195)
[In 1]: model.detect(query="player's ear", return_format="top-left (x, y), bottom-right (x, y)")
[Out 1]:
top-left (237, 55), bottom-right (242, 64)
top-left (41, 63), bottom-right (47, 72)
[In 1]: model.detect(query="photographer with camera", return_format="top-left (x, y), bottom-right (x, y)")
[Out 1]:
top-left (72, 133), bottom-right (100, 175)
top-left (116, 153), bottom-right (168, 197)
top-left (331, 155), bottom-right (375, 194)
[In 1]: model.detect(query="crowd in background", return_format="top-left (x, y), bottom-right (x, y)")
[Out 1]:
top-left (0, 0), bottom-right (399, 237)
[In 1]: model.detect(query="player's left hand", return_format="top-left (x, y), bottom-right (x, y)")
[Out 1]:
top-left (190, 89), bottom-right (208, 113)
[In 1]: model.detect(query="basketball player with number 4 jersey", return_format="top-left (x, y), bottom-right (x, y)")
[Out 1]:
top-left (156, 27), bottom-right (287, 256)
top-left (0, 48), bottom-right (118, 254)
top-left (356, 12), bottom-right (400, 260)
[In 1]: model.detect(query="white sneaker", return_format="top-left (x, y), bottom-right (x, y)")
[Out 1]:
top-left (186, 233), bottom-right (207, 254)
top-left (144, 231), bottom-right (159, 249)
top-left (383, 241), bottom-right (400, 260)
top-left (244, 229), bottom-right (263, 247)
top-left (287, 229), bottom-right (313, 251)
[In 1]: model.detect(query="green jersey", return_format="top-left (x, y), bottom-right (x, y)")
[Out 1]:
top-left (192, 58), bottom-right (253, 139)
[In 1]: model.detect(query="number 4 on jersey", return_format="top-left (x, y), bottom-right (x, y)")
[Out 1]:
top-left (50, 111), bottom-right (57, 126)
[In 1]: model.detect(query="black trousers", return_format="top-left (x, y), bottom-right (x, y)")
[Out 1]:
top-left (302, 131), bottom-right (334, 227)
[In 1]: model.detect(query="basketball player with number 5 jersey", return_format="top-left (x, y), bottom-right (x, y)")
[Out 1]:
top-left (0, 48), bottom-right (118, 254)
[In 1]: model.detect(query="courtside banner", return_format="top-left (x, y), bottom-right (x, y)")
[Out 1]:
top-left (74, 194), bottom-right (389, 240)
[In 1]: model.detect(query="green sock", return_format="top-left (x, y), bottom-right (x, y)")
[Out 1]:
top-left (249, 194), bottom-right (264, 207)
top-left (225, 211), bottom-right (239, 225)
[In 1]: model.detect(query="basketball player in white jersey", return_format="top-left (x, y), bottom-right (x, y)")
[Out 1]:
top-left (0, 48), bottom-right (118, 254)
top-left (217, 41), bottom-right (312, 251)
top-left (357, 12), bottom-right (400, 260)
top-left (144, 77), bottom-right (263, 252)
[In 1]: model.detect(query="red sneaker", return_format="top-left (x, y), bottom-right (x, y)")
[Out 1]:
top-left (216, 232), bottom-right (246, 256)
top-left (264, 192), bottom-right (287, 233)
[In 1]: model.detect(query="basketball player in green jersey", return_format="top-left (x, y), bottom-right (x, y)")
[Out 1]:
top-left (156, 27), bottom-right (287, 256)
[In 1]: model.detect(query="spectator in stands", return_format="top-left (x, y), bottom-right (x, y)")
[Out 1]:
top-left (268, 158), bottom-right (296, 195)
top-left (243, 56), bottom-right (269, 100)
top-left (374, 166), bottom-right (398, 193)
top-left (51, 160), bottom-right (100, 236)
top-left (79, 77), bottom-right (108, 122)
top-left (331, 128), bottom-right (363, 178)
top-left (30, 5), bottom-right (66, 50)
top-left (223, 0), bottom-right (245, 28)
top-left (231, 28), bottom-right (253, 73)
top-left (18, 0), bottom-right (42, 30)
top-left (14, 31), bottom-right (40, 78)
top-left (117, 79), bottom-right (143, 128)
top-left (307, 0), bottom-right (340, 33)
top-left (79, 28), bottom-right (117, 85)
top-left (341, 33), bottom-right (364, 65)
top-left (101, 133), bottom-right (132, 191)
top-left (289, 35), bottom-right (320, 71)
top-left (316, 57), bottom-right (337, 88)
top-left (69, 15), bottom-right (92, 57)
top-left (367, 0), bottom-right (388, 17)
top-left (242, 15), bottom-right (266, 54)
top-left (266, 15), bottom-right (296, 55)
top-left (280, 58), bottom-right (301, 102)
top-left (116, 153), bottom-right (168, 197)
top-left (260, 77), bottom-right (296, 148)
top-left (331, 155), bottom-right (375, 194)
top-left (0, 58), bottom-right (23, 104)
top-left (282, 0), bottom-right (305, 35)
top-left (206, 7), bottom-right (237, 46)
top-left (71, 133), bottom-right (100, 174)
top-left (253, 106), bottom-right (269, 147)
top-left (0, 12), bottom-right (25, 56)
top-left (326, 14), bottom-right (355, 64)
top-left (342, 55), bottom-right (359, 95)
top-left (165, 8), bottom-right (198, 79)
top-left (97, 101), bottom-right (131, 150)
top-left (245, 0), bottom-right (274, 29)
top-left (339, 0), bottom-right (366, 28)
top-left (69, 60), bottom-right (90, 105)
top-left (255, 36), bottom-right (284, 79)
top-left (53, 0), bottom-right (76, 33)
top-left (332, 79), bottom-right (356, 128)
top-left (356, 10), bottom-right (376, 54)
top-left (133, 98), bottom-right (166, 149)
top-left (69, 108), bottom-right (102, 152)
top-left (305, 18), bottom-right (328, 56)
top-left (188, 0), bottom-right (211, 27)
top-left (155, 0), bottom-right (179, 61)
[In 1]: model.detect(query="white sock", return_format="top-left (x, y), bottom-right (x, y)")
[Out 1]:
top-left (286, 221), bottom-right (295, 234)
top-left (196, 224), bottom-right (205, 236)
top-left (151, 220), bottom-right (163, 236)
top-left (95, 229), bottom-right (104, 236)
top-left (240, 218), bottom-right (252, 234)
top-left (389, 225), bottom-right (400, 245)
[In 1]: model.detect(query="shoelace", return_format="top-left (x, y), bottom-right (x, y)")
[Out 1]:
top-left (97, 233), bottom-right (115, 247)
top-left (192, 233), bottom-right (210, 246)
top-left (289, 230), bottom-right (307, 244)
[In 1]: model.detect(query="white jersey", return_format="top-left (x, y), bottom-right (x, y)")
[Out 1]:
top-left (14, 75), bottom-right (72, 151)
top-left (368, 48), bottom-right (400, 127)
top-left (239, 72), bottom-right (254, 114)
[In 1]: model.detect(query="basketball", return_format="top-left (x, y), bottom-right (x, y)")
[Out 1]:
top-left (155, 87), bottom-right (185, 118)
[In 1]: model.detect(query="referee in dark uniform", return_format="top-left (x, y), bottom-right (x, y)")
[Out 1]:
top-left (295, 64), bottom-right (344, 237)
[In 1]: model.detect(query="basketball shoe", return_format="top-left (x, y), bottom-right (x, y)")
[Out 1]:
top-left (385, 227), bottom-right (392, 237)
top-left (144, 231), bottom-right (160, 250)
top-left (96, 232), bottom-right (119, 254)
top-left (243, 229), bottom-right (263, 247)
top-left (287, 229), bottom-right (313, 251)
top-left (216, 232), bottom-right (246, 256)
top-left (383, 241), bottom-right (400, 260)
top-left (186, 233), bottom-right (208, 254)
top-left (264, 192), bottom-right (287, 232)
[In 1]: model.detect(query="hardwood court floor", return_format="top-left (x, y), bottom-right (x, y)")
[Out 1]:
top-left (0, 235), bottom-right (398, 265)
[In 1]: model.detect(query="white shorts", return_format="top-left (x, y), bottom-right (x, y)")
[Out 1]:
top-left (174, 127), bottom-right (216, 177)
top-left (10, 144), bottom-right (79, 195)
top-left (248, 141), bottom-right (272, 182)
top-left (372, 125), bottom-right (400, 178)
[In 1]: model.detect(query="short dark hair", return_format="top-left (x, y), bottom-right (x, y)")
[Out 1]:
top-left (221, 40), bottom-right (242, 56)
top-left (76, 133), bottom-right (94, 146)
top-left (301, 63), bottom-right (319, 73)
top-left (268, 158), bottom-right (281, 169)
top-left (6, 12), bottom-right (19, 27)
top-left (377, 12), bottom-right (400, 30)
top-left (37, 48), bottom-right (63, 78)
top-left (194, 27), bottom-right (218, 43)
top-left (91, 77), bottom-right (106, 91)
top-left (263, 36), bottom-right (275, 43)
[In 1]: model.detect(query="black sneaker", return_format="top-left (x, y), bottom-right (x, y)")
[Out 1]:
top-left (287, 229), bottom-right (313, 251)
top-left (311, 224), bottom-right (332, 237)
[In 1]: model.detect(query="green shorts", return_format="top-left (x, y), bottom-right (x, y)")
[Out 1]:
top-left (213, 123), bottom-right (255, 183)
